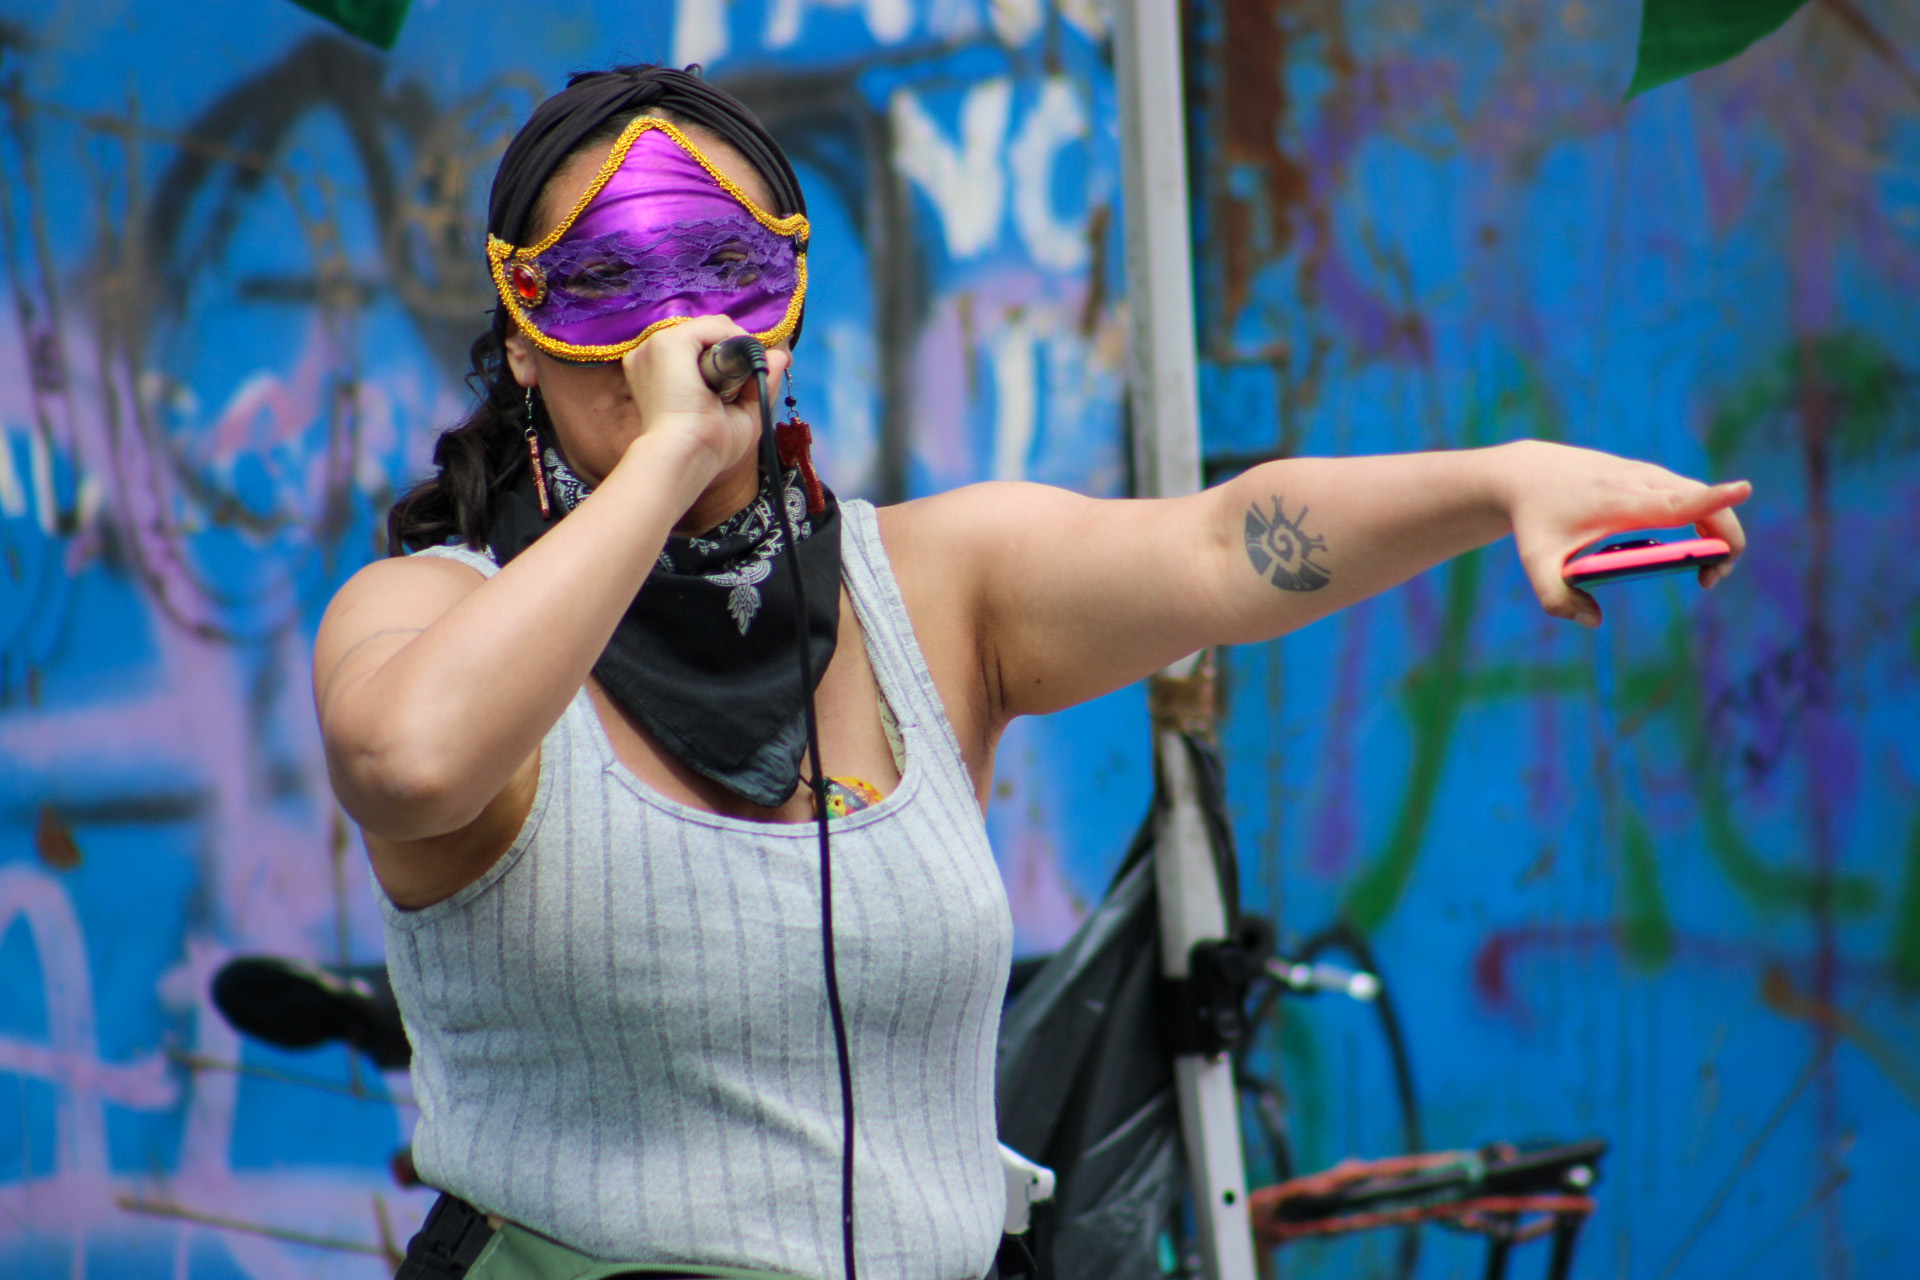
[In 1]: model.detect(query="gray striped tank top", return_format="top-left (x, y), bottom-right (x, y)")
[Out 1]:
top-left (379, 499), bottom-right (1014, 1278)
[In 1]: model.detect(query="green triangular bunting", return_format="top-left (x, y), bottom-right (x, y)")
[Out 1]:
top-left (286, 0), bottom-right (414, 51)
top-left (1627, 0), bottom-right (1811, 98)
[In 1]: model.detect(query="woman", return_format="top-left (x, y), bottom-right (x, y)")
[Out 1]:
top-left (316, 66), bottom-right (1748, 1280)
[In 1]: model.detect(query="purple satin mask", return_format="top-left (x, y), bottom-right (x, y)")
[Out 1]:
top-left (488, 119), bottom-right (808, 361)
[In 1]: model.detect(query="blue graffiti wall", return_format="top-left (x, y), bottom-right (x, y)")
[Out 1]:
top-left (0, 1), bottom-right (1914, 1278)
top-left (1193, 3), bottom-right (1920, 1279)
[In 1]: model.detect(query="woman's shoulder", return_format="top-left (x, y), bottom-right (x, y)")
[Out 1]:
top-left (871, 480), bottom-right (1047, 530)
top-left (315, 548), bottom-right (495, 696)
top-left (406, 541), bottom-right (500, 577)
top-left (872, 480), bottom-right (1089, 571)
top-left (335, 544), bottom-right (496, 605)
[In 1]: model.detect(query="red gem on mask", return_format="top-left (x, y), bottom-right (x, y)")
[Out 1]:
top-left (508, 262), bottom-right (547, 306)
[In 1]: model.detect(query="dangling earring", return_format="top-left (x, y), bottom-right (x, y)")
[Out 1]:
top-left (524, 385), bottom-right (551, 519)
top-left (774, 369), bottom-right (827, 516)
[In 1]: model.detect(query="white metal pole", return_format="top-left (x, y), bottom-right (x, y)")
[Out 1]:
top-left (1113, 4), bottom-right (1257, 1280)
top-left (1115, 0), bottom-right (1203, 502)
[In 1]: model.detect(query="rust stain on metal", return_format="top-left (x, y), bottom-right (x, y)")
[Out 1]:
top-left (1148, 649), bottom-right (1221, 740)
top-left (1216, 0), bottom-right (1305, 326)
top-left (34, 804), bottom-right (81, 870)
top-left (1077, 200), bottom-right (1111, 337)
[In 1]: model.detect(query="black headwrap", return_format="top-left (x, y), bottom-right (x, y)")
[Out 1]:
top-left (484, 65), bottom-right (839, 808)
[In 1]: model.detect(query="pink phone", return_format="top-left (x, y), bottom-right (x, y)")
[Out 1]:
top-left (1563, 536), bottom-right (1731, 587)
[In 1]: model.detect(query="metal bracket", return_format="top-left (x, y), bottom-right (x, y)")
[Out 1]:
top-left (1162, 917), bottom-right (1275, 1058)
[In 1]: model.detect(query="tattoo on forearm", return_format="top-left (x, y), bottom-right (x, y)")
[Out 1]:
top-left (1244, 497), bottom-right (1331, 592)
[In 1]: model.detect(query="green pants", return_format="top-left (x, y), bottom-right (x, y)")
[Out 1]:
top-left (467, 1221), bottom-right (802, 1280)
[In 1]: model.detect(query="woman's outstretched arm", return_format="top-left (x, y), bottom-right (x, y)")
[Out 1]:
top-left (890, 440), bottom-right (1749, 726)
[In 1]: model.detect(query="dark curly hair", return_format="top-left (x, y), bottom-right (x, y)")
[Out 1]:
top-left (386, 64), bottom-right (807, 555)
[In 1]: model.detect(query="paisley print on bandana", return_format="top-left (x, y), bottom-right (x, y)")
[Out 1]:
top-left (487, 436), bottom-right (842, 809)
top-left (541, 445), bottom-right (591, 513)
top-left (543, 444), bottom-right (811, 636)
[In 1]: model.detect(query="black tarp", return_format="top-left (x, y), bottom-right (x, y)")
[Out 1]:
top-left (995, 733), bottom-right (1241, 1280)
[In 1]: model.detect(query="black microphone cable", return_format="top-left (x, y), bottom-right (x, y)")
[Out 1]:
top-left (722, 335), bottom-right (858, 1280)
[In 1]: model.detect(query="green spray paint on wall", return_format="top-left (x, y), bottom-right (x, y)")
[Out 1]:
top-left (1891, 816), bottom-right (1920, 992)
top-left (1342, 547), bottom-right (1484, 936)
top-left (1619, 813), bottom-right (1676, 969)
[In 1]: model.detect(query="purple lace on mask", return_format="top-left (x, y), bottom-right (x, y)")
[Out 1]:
top-left (535, 217), bottom-right (798, 328)
top-left (511, 125), bottom-right (806, 351)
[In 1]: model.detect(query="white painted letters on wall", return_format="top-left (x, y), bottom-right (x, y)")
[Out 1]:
top-left (894, 75), bottom-right (1093, 272)
top-left (988, 0), bottom-right (1044, 46)
top-left (990, 315), bottom-right (1037, 481)
top-left (1008, 77), bottom-right (1091, 272)
top-left (891, 77), bottom-right (1014, 259)
top-left (672, 0), bottom-right (731, 67)
top-left (766, 0), bottom-right (916, 49)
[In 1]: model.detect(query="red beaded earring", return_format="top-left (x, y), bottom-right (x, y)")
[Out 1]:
top-left (774, 371), bottom-right (826, 516)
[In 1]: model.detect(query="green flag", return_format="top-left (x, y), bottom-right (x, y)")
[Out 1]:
top-left (1627, 0), bottom-right (1811, 98)
top-left (286, 0), bottom-right (413, 51)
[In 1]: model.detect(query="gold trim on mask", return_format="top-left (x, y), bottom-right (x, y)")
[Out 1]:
top-left (487, 116), bottom-right (809, 362)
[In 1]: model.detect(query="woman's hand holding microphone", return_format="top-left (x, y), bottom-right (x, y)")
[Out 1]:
top-left (615, 315), bottom-right (787, 509)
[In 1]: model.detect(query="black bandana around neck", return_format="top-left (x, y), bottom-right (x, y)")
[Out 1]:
top-left (487, 438), bottom-right (841, 808)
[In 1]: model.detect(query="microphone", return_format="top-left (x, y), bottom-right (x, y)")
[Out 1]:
top-left (697, 334), bottom-right (767, 402)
